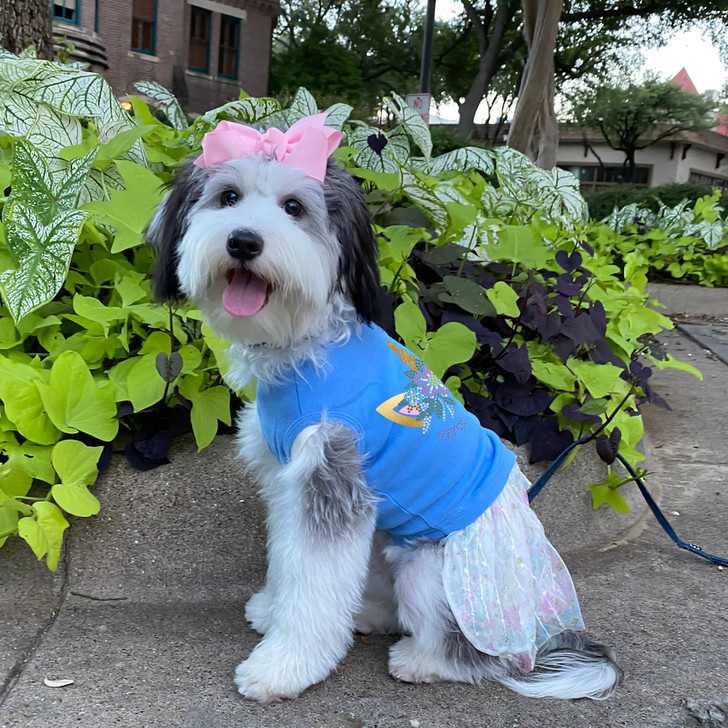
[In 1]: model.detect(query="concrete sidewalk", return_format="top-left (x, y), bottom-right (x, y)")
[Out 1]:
top-left (1, 284), bottom-right (727, 728)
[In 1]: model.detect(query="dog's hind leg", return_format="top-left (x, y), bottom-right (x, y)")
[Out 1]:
top-left (234, 421), bottom-right (377, 703)
top-left (354, 530), bottom-right (400, 635)
top-left (387, 542), bottom-right (622, 699)
top-left (386, 541), bottom-right (513, 685)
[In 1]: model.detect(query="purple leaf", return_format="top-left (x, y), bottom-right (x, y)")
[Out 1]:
top-left (579, 240), bottom-right (595, 257)
top-left (495, 343), bottom-right (531, 383)
top-left (495, 383), bottom-right (553, 416)
top-left (589, 301), bottom-right (606, 336)
top-left (556, 274), bottom-right (583, 296)
top-left (529, 419), bottom-right (574, 464)
top-left (561, 313), bottom-right (602, 347)
top-left (561, 402), bottom-right (602, 424)
top-left (596, 428), bottom-right (621, 465)
top-left (367, 133), bottom-right (388, 154)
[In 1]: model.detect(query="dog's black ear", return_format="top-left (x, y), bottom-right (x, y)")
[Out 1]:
top-left (145, 162), bottom-right (207, 301)
top-left (323, 162), bottom-right (381, 324)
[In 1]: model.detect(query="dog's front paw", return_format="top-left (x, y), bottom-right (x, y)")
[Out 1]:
top-left (245, 589), bottom-right (273, 635)
top-left (234, 654), bottom-right (300, 703)
top-left (234, 642), bottom-right (332, 703)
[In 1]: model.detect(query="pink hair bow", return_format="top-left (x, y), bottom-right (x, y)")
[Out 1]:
top-left (193, 113), bottom-right (343, 184)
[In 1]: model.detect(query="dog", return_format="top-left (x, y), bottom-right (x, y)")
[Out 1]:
top-left (146, 114), bottom-right (622, 703)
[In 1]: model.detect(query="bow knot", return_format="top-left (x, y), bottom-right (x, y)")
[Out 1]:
top-left (193, 113), bottom-right (342, 184)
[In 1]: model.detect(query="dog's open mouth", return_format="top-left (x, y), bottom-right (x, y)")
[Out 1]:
top-left (222, 267), bottom-right (271, 318)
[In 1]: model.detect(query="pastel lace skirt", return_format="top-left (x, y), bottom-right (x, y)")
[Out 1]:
top-left (442, 464), bottom-right (585, 673)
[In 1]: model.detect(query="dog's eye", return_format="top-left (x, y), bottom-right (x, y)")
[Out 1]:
top-left (283, 199), bottom-right (303, 217)
top-left (220, 190), bottom-right (239, 207)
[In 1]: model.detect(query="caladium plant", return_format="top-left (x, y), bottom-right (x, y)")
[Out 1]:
top-left (0, 51), bottom-right (704, 571)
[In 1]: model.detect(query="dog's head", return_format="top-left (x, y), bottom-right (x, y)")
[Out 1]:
top-left (146, 117), bottom-right (380, 347)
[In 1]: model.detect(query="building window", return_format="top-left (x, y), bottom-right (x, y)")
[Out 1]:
top-left (131, 0), bottom-right (156, 54)
top-left (689, 171), bottom-right (728, 195)
top-left (189, 6), bottom-right (211, 73)
top-left (52, 0), bottom-right (79, 24)
top-left (560, 164), bottom-right (651, 192)
top-left (218, 15), bottom-right (240, 79)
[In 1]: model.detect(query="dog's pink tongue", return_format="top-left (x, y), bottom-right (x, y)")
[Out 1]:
top-left (222, 268), bottom-right (268, 317)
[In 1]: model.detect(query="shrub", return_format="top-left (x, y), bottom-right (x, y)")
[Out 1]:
top-left (0, 49), bottom-right (698, 569)
top-left (584, 183), bottom-right (726, 221)
top-left (595, 192), bottom-right (728, 287)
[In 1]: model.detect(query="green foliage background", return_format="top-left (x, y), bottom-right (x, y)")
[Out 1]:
top-left (0, 49), bottom-right (720, 571)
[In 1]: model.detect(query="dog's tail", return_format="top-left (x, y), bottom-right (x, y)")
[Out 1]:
top-left (496, 631), bottom-right (622, 700)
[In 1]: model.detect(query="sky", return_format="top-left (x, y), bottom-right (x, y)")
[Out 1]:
top-left (431, 2), bottom-right (728, 121)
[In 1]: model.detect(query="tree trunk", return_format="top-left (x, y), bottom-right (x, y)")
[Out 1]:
top-left (507, 0), bottom-right (562, 168)
top-left (455, 0), bottom-right (519, 140)
top-left (0, 0), bottom-right (53, 59)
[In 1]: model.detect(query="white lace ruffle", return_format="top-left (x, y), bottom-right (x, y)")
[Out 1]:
top-left (442, 464), bottom-right (585, 673)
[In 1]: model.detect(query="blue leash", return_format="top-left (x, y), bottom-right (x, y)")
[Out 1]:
top-left (527, 437), bottom-right (728, 568)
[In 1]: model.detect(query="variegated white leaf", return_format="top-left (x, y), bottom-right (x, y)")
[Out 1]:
top-left (10, 142), bottom-right (97, 222)
top-left (286, 87), bottom-right (319, 120)
top-left (384, 92), bottom-right (432, 158)
top-left (535, 167), bottom-right (588, 229)
top-left (415, 146), bottom-right (495, 177)
top-left (0, 207), bottom-right (87, 322)
top-left (322, 102), bottom-right (353, 130)
top-left (133, 79), bottom-right (188, 130)
top-left (401, 172), bottom-right (449, 230)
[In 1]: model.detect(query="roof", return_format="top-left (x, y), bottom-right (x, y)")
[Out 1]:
top-left (559, 124), bottom-right (728, 155)
top-left (671, 68), bottom-right (699, 94)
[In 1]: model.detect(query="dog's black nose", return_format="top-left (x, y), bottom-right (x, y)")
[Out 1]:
top-left (226, 229), bottom-right (264, 261)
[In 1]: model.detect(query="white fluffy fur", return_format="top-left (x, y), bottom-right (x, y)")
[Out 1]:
top-left (151, 153), bottom-right (621, 704)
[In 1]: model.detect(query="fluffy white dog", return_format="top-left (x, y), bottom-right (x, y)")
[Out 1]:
top-left (146, 115), bottom-right (621, 704)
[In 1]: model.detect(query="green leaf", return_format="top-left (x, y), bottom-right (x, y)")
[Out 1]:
top-left (590, 483), bottom-right (631, 512)
top-left (530, 359), bottom-right (577, 392)
top-left (485, 281), bottom-right (520, 317)
top-left (36, 350), bottom-right (119, 441)
top-left (0, 358), bottom-right (61, 445)
top-left (440, 276), bottom-right (494, 316)
top-left (18, 501), bottom-right (69, 570)
top-left (126, 353), bottom-right (168, 412)
top-left (421, 322), bottom-right (477, 379)
top-left (394, 300), bottom-right (426, 350)
top-left (568, 360), bottom-right (630, 399)
top-left (189, 386), bottom-right (231, 451)
top-left (83, 160), bottom-right (163, 252)
top-left (51, 484), bottom-right (100, 517)
top-left (487, 224), bottom-right (553, 269)
top-left (52, 439), bottom-right (102, 486)
top-left (133, 80), bottom-right (188, 130)
top-left (50, 439), bottom-right (103, 518)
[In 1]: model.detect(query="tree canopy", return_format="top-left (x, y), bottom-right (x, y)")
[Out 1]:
top-left (568, 77), bottom-right (717, 182)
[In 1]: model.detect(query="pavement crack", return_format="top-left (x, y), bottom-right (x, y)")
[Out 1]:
top-left (0, 540), bottom-right (71, 709)
top-left (70, 591), bottom-right (128, 602)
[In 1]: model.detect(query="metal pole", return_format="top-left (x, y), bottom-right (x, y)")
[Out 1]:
top-left (419, 0), bottom-right (436, 94)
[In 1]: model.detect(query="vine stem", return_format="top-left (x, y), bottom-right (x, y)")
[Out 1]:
top-left (583, 385), bottom-right (635, 443)
top-left (162, 302), bottom-right (175, 403)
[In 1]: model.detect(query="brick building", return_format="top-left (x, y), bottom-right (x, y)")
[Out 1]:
top-left (52, 0), bottom-right (279, 113)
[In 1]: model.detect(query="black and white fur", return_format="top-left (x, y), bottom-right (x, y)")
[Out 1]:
top-left (146, 146), bottom-right (622, 703)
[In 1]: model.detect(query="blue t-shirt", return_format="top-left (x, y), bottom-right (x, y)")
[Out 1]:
top-left (256, 323), bottom-right (515, 546)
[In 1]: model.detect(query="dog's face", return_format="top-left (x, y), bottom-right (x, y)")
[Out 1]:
top-left (147, 152), bottom-right (380, 347)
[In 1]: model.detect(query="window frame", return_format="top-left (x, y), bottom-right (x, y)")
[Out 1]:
top-left (218, 14), bottom-right (241, 80)
top-left (130, 0), bottom-right (157, 55)
top-left (188, 5), bottom-right (212, 74)
top-left (52, 0), bottom-right (80, 25)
